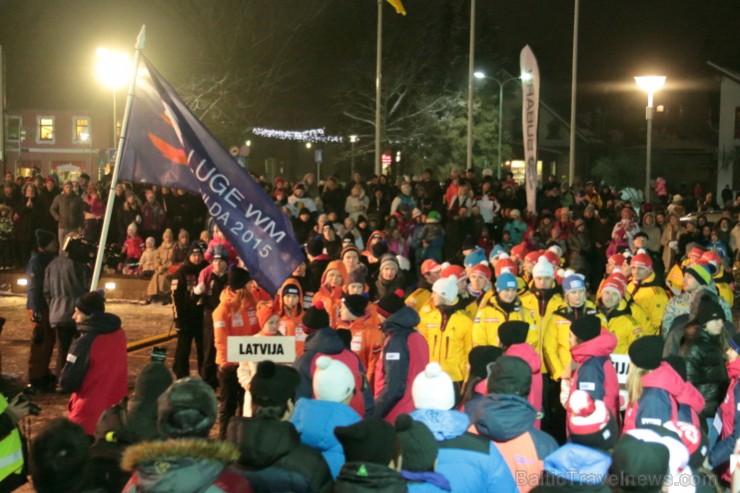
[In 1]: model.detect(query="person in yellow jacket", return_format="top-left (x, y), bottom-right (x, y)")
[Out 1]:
top-left (543, 272), bottom-right (604, 382)
top-left (467, 263), bottom-right (494, 308)
top-left (0, 392), bottom-right (29, 491)
top-left (417, 276), bottom-right (473, 386)
top-left (702, 250), bottom-right (735, 308)
top-left (598, 274), bottom-right (642, 354)
top-left (473, 271), bottom-right (535, 347)
top-left (519, 257), bottom-right (563, 366)
top-left (627, 252), bottom-right (670, 336)
top-left (666, 245), bottom-right (704, 295)
top-left (405, 259), bottom-right (441, 311)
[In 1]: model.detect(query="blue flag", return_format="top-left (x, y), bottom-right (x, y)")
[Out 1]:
top-left (118, 57), bottom-right (302, 294)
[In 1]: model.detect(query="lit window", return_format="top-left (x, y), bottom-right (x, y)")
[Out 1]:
top-left (74, 117), bottom-right (91, 143)
top-left (37, 116), bottom-right (54, 143)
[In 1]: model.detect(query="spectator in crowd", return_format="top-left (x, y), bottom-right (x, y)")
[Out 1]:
top-left (50, 180), bottom-right (85, 249)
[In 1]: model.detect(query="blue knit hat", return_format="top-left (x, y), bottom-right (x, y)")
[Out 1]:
top-left (496, 272), bottom-right (518, 292)
top-left (562, 273), bottom-right (586, 294)
top-left (464, 248), bottom-right (487, 268)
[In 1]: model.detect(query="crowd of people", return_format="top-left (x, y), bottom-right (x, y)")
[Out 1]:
top-left (1, 165), bottom-right (740, 492)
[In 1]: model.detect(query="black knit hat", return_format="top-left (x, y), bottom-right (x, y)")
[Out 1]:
top-left (628, 336), bottom-right (664, 371)
top-left (610, 435), bottom-right (669, 491)
top-left (335, 418), bottom-right (398, 465)
top-left (376, 289), bottom-right (405, 317)
top-left (570, 315), bottom-right (602, 343)
top-left (468, 346), bottom-right (503, 381)
top-left (35, 229), bottom-right (56, 249)
top-left (119, 361), bottom-right (174, 442)
top-left (75, 290), bottom-right (105, 315)
top-left (336, 328), bottom-right (352, 349)
top-left (487, 355), bottom-right (531, 397)
top-left (30, 418), bottom-right (91, 493)
top-left (228, 266), bottom-right (250, 290)
top-left (371, 240), bottom-right (388, 258)
top-left (249, 361), bottom-right (299, 408)
top-left (498, 321), bottom-right (529, 347)
top-left (662, 355), bottom-right (687, 381)
top-left (343, 294), bottom-right (369, 318)
top-left (302, 301), bottom-right (330, 332)
top-left (157, 376), bottom-right (217, 438)
top-left (189, 241), bottom-right (203, 255)
top-left (395, 414), bottom-right (438, 472)
top-left (689, 296), bottom-right (725, 326)
top-left (306, 235), bottom-right (324, 257)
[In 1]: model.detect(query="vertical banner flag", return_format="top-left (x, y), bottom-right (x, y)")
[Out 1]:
top-left (520, 45), bottom-right (540, 214)
top-left (117, 57), bottom-right (302, 294)
top-left (386, 0), bottom-right (406, 15)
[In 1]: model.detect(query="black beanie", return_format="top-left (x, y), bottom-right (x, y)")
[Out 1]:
top-left (610, 435), bottom-right (669, 490)
top-left (157, 377), bottom-right (217, 438)
top-left (662, 355), bottom-right (687, 381)
top-left (306, 235), bottom-right (324, 257)
top-left (570, 315), bottom-right (602, 342)
top-left (250, 361), bottom-right (299, 408)
top-left (628, 336), bottom-right (664, 371)
top-left (343, 294), bottom-right (369, 318)
top-left (336, 328), bottom-right (352, 349)
top-left (302, 302), bottom-right (330, 332)
top-left (75, 290), bottom-right (105, 315)
top-left (371, 240), bottom-right (388, 258)
top-left (689, 296), bottom-right (725, 326)
top-left (335, 418), bottom-right (398, 465)
top-left (487, 355), bottom-right (531, 397)
top-left (121, 361), bottom-right (175, 442)
top-left (498, 321), bottom-right (529, 347)
top-left (376, 289), bottom-right (405, 317)
top-left (394, 414), bottom-right (438, 472)
top-left (35, 229), bottom-right (56, 249)
top-left (468, 346), bottom-right (503, 381)
top-left (30, 418), bottom-right (91, 493)
top-left (228, 266), bottom-right (250, 291)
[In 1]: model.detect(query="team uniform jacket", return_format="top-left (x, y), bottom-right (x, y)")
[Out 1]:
top-left (345, 310), bottom-right (383, 390)
top-left (599, 299), bottom-right (641, 354)
top-left (472, 296), bottom-right (535, 348)
top-left (622, 361), bottom-right (684, 432)
top-left (213, 288), bottom-right (260, 367)
top-left (542, 301), bottom-right (603, 381)
top-left (569, 332), bottom-right (620, 422)
top-left (709, 358), bottom-right (740, 482)
top-left (676, 380), bottom-right (705, 429)
top-left (520, 288), bottom-right (564, 375)
top-left (627, 272), bottom-right (670, 336)
top-left (275, 278), bottom-right (308, 357)
top-left (405, 284), bottom-right (432, 312)
top-left (418, 301), bottom-right (473, 382)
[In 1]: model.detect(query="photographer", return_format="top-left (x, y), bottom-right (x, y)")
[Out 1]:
top-left (45, 232), bottom-right (91, 381)
top-left (0, 391), bottom-right (30, 491)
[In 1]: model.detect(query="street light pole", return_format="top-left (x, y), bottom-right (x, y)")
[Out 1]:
top-left (634, 76), bottom-right (666, 203)
top-left (349, 135), bottom-right (359, 179)
top-left (112, 87), bottom-right (117, 146)
top-left (465, 0), bottom-right (476, 171)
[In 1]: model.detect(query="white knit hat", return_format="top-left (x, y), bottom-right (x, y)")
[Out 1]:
top-left (532, 257), bottom-right (555, 278)
top-left (412, 363), bottom-right (455, 411)
top-left (432, 277), bottom-right (458, 304)
top-left (313, 356), bottom-right (355, 403)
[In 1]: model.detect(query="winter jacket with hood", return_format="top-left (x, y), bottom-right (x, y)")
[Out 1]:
top-left (471, 394), bottom-right (558, 492)
top-left (59, 312), bottom-right (128, 436)
top-left (373, 307), bottom-right (429, 422)
top-left (276, 277), bottom-right (308, 357)
top-left (26, 249), bottom-right (56, 313)
top-left (290, 398), bottom-right (361, 479)
top-left (213, 287), bottom-right (260, 366)
top-left (543, 301), bottom-right (603, 381)
top-left (294, 327), bottom-right (375, 418)
top-left (531, 443), bottom-right (612, 493)
top-left (121, 439), bottom-right (253, 493)
top-left (709, 358), bottom-right (740, 482)
top-left (520, 288), bottom-right (565, 374)
top-left (345, 309), bottom-right (383, 390)
top-left (171, 258), bottom-right (208, 327)
top-left (227, 417), bottom-right (332, 493)
top-left (410, 408), bottom-right (517, 493)
top-left (676, 380), bottom-right (705, 429)
top-left (418, 300), bottom-right (473, 382)
top-left (44, 254), bottom-right (91, 326)
top-left (626, 272), bottom-right (669, 336)
top-left (335, 462), bottom-right (407, 493)
top-left (505, 343), bottom-right (544, 427)
top-left (681, 326), bottom-right (729, 418)
top-left (622, 361), bottom-right (684, 432)
top-left (569, 332), bottom-right (620, 422)
top-left (599, 299), bottom-right (641, 355)
top-left (312, 260), bottom-right (347, 328)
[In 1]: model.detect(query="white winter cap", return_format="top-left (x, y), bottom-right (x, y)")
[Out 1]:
top-left (532, 257), bottom-right (555, 278)
top-left (313, 356), bottom-right (355, 403)
top-left (412, 362), bottom-right (455, 411)
top-left (432, 277), bottom-right (458, 304)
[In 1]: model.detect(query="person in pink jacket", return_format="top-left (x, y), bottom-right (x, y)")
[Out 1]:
top-left (498, 320), bottom-right (544, 429)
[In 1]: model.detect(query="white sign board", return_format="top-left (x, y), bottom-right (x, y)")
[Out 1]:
top-left (609, 353), bottom-right (631, 385)
top-left (227, 336), bottom-right (296, 363)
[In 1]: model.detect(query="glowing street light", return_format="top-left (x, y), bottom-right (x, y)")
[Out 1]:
top-left (634, 75), bottom-right (666, 201)
top-left (96, 48), bottom-right (131, 146)
top-left (349, 135), bottom-right (359, 178)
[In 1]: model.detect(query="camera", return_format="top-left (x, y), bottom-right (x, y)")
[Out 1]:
top-left (151, 347), bottom-right (166, 363)
top-left (62, 235), bottom-right (122, 269)
top-left (15, 385), bottom-right (41, 416)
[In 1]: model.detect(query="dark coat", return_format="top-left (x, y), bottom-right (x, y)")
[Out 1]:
top-left (335, 462), bottom-right (407, 493)
top-left (681, 327), bottom-right (729, 418)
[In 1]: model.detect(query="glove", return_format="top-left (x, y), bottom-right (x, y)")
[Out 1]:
top-left (32, 324), bottom-right (45, 345)
top-left (193, 282), bottom-right (206, 295)
top-left (668, 240), bottom-right (678, 250)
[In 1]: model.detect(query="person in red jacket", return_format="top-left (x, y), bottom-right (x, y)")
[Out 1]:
top-left (499, 320), bottom-right (544, 429)
top-left (709, 333), bottom-right (740, 483)
top-left (59, 290), bottom-right (127, 436)
top-left (373, 289), bottom-right (429, 422)
top-left (566, 315), bottom-right (620, 424)
top-left (663, 354), bottom-right (705, 429)
top-left (339, 294), bottom-right (382, 390)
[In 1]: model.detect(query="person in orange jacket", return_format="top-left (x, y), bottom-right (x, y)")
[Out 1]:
top-left (212, 266), bottom-right (260, 439)
top-left (275, 277), bottom-right (307, 357)
top-left (312, 260), bottom-right (347, 328)
top-left (339, 294), bottom-right (383, 391)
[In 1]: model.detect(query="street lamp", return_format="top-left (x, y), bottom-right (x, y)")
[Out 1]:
top-left (349, 135), bottom-right (359, 178)
top-left (95, 48), bottom-right (131, 147)
top-left (634, 75), bottom-right (666, 202)
top-left (474, 71), bottom-right (529, 180)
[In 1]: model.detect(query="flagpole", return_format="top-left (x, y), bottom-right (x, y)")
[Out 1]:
top-left (374, 0), bottom-right (383, 177)
top-left (90, 25), bottom-right (147, 291)
top-left (465, 0), bottom-right (476, 172)
top-left (568, 0), bottom-right (579, 186)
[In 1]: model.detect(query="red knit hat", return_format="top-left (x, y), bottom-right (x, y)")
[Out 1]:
top-left (420, 259), bottom-right (442, 275)
top-left (608, 253), bottom-right (625, 267)
top-left (469, 263), bottom-right (492, 281)
top-left (441, 264), bottom-right (466, 281)
top-left (601, 275), bottom-right (625, 298)
top-left (524, 250), bottom-right (541, 264)
top-left (494, 258), bottom-right (518, 277)
top-left (630, 252), bottom-right (653, 270)
top-left (567, 390), bottom-right (618, 451)
top-left (510, 243), bottom-right (529, 261)
top-left (542, 250), bottom-right (560, 268)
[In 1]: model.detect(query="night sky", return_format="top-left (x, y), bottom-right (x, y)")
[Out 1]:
top-left (1, 0), bottom-right (738, 129)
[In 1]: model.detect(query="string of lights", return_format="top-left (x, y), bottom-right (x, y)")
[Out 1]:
top-left (251, 127), bottom-right (344, 143)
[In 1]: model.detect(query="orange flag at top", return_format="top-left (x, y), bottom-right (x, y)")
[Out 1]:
top-left (386, 0), bottom-right (406, 15)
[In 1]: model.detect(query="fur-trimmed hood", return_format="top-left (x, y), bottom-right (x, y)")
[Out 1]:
top-left (121, 438), bottom-right (239, 492)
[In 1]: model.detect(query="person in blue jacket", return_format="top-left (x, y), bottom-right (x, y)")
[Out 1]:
top-left (395, 414), bottom-right (452, 492)
top-left (291, 356), bottom-right (361, 479)
top-left (410, 362), bottom-right (517, 493)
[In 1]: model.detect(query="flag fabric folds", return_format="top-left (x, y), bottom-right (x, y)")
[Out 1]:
top-left (386, 0), bottom-right (406, 15)
top-left (117, 57), bottom-right (303, 295)
top-left (520, 45), bottom-right (540, 214)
